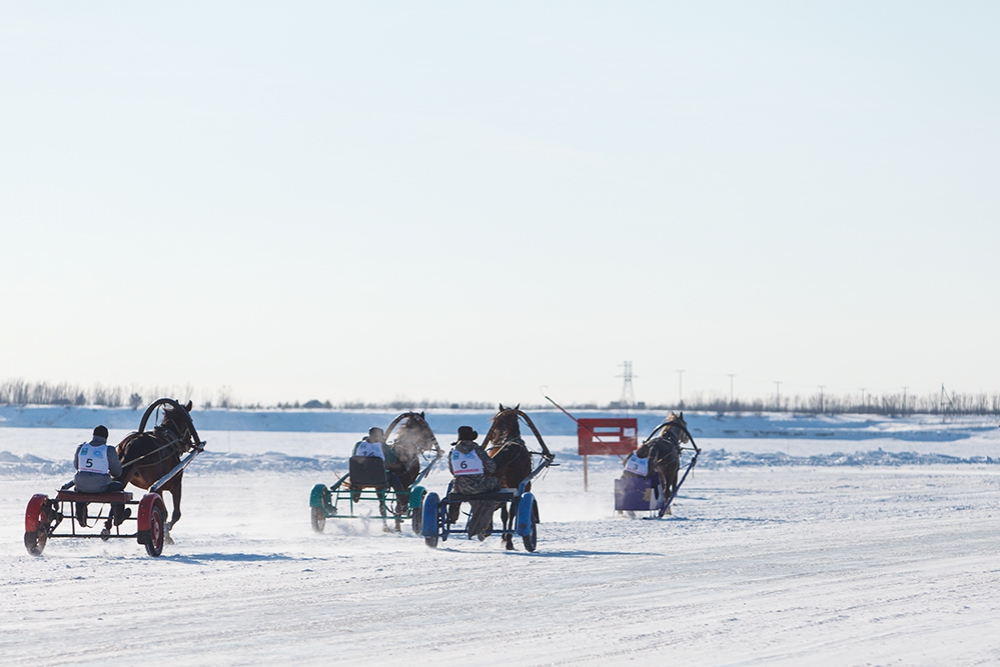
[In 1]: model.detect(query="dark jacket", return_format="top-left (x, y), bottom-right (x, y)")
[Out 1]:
top-left (73, 436), bottom-right (123, 493)
top-left (449, 440), bottom-right (498, 495)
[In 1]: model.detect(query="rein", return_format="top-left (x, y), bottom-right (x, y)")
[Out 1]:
top-left (120, 428), bottom-right (189, 473)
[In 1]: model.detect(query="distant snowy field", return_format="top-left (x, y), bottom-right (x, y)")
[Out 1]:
top-left (2, 412), bottom-right (1000, 665)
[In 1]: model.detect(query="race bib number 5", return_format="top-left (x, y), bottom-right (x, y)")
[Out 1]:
top-left (78, 445), bottom-right (110, 475)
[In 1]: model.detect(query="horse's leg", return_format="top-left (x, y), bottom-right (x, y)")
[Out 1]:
top-left (378, 489), bottom-right (393, 533)
top-left (394, 470), bottom-right (412, 532)
top-left (500, 504), bottom-right (514, 550)
top-left (169, 476), bottom-right (182, 528)
top-left (160, 476), bottom-right (181, 544)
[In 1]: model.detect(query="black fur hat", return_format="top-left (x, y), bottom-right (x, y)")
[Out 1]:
top-left (457, 425), bottom-right (478, 441)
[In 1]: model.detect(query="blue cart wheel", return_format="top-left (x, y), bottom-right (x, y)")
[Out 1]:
top-left (421, 492), bottom-right (440, 548)
top-left (517, 492), bottom-right (538, 552)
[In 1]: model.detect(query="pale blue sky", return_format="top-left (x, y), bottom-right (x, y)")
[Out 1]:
top-left (1, 3), bottom-right (998, 406)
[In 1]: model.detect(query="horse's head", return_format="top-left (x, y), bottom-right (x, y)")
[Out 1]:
top-left (386, 411), bottom-right (438, 460)
top-left (490, 405), bottom-right (522, 445)
top-left (156, 400), bottom-right (198, 451)
top-left (665, 411), bottom-right (690, 444)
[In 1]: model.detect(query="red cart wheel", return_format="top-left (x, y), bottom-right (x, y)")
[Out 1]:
top-left (145, 504), bottom-right (164, 557)
top-left (137, 493), bottom-right (166, 557)
top-left (24, 494), bottom-right (50, 557)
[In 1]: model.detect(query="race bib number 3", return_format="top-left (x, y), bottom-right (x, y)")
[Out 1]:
top-left (625, 454), bottom-right (648, 476)
top-left (451, 449), bottom-right (484, 476)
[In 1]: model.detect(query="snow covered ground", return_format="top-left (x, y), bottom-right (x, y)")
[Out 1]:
top-left (2, 415), bottom-right (1000, 666)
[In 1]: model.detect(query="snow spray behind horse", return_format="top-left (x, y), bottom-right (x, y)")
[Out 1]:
top-left (310, 412), bottom-right (443, 533)
top-left (383, 411), bottom-right (441, 523)
top-left (116, 398), bottom-right (203, 540)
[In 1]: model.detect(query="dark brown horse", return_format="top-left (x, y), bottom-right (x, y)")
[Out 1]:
top-left (383, 411), bottom-right (440, 528)
top-left (116, 398), bottom-right (201, 541)
top-left (483, 404), bottom-right (542, 550)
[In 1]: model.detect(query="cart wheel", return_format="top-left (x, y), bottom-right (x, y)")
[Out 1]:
top-left (311, 506), bottom-right (326, 533)
top-left (24, 494), bottom-right (50, 557)
top-left (411, 490), bottom-right (427, 535)
top-left (522, 511), bottom-right (537, 552)
top-left (517, 493), bottom-right (539, 553)
top-left (421, 492), bottom-right (440, 548)
top-left (145, 504), bottom-right (165, 557)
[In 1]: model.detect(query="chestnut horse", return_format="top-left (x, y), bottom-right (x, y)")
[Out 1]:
top-left (643, 412), bottom-right (689, 502)
top-left (116, 398), bottom-right (201, 542)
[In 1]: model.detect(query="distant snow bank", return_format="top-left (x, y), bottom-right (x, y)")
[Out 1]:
top-left (3, 407), bottom-right (998, 478)
top-left (4, 446), bottom-right (998, 480)
top-left (2, 405), bottom-right (998, 441)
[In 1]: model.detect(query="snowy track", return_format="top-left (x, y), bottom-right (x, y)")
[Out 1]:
top-left (4, 459), bottom-right (1000, 666)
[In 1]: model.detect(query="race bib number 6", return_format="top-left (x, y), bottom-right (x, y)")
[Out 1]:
top-left (452, 449), bottom-right (483, 476)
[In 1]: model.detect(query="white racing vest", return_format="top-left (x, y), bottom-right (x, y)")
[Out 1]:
top-left (77, 444), bottom-right (110, 475)
top-left (624, 453), bottom-right (649, 476)
top-left (354, 441), bottom-right (385, 459)
top-left (451, 449), bottom-right (484, 476)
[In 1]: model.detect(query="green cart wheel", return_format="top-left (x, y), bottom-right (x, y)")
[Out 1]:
top-left (311, 506), bottom-right (326, 533)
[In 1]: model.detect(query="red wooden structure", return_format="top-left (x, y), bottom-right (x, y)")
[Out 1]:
top-left (577, 418), bottom-right (638, 490)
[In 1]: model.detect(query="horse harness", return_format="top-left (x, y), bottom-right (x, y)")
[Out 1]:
top-left (647, 430), bottom-right (682, 466)
top-left (120, 425), bottom-right (190, 473)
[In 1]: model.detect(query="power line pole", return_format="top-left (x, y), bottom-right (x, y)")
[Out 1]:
top-left (818, 385), bottom-right (825, 413)
top-left (728, 374), bottom-right (735, 406)
top-left (617, 361), bottom-right (635, 410)
top-left (860, 388), bottom-right (866, 413)
top-left (677, 370), bottom-right (684, 409)
top-left (901, 386), bottom-right (908, 415)
top-left (774, 381), bottom-right (781, 411)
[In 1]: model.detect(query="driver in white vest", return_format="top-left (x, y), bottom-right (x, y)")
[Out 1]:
top-left (449, 426), bottom-right (498, 492)
top-left (447, 426), bottom-right (498, 524)
top-left (352, 427), bottom-right (388, 459)
top-left (72, 425), bottom-right (126, 527)
top-left (350, 427), bottom-right (404, 501)
top-left (622, 443), bottom-right (652, 479)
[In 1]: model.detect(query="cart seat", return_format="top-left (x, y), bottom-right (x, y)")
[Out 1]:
top-left (448, 488), bottom-right (517, 503)
top-left (348, 456), bottom-right (387, 488)
top-left (56, 490), bottom-right (134, 503)
top-left (615, 475), bottom-right (661, 511)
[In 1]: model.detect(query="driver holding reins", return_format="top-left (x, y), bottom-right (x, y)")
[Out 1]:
top-left (72, 425), bottom-right (129, 527)
top-left (351, 427), bottom-right (405, 499)
top-left (622, 443), bottom-right (653, 478)
top-left (447, 426), bottom-right (498, 526)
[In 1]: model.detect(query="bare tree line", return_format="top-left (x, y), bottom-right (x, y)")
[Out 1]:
top-left (0, 380), bottom-right (495, 411)
top-left (0, 380), bottom-right (195, 410)
top-left (3, 378), bottom-right (998, 416)
top-left (646, 388), bottom-right (1000, 416)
